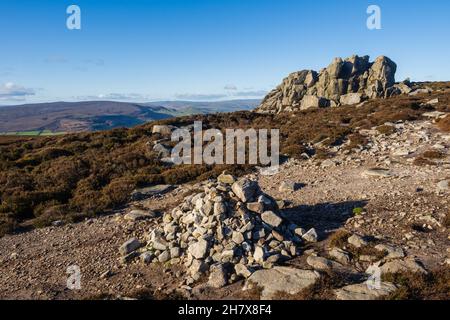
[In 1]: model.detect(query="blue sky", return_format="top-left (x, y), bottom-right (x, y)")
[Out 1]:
top-left (0, 0), bottom-right (449, 104)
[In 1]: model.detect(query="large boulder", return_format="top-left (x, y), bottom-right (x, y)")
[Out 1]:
top-left (334, 282), bottom-right (397, 300)
top-left (152, 125), bottom-right (177, 136)
top-left (340, 93), bottom-right (363, 105)
top-left (244, 267), bottom-right (321, 299)
top-left (300, 95), bottom-right (330, 110)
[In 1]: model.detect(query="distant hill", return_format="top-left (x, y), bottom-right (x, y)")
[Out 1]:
top-left (0, 99), bottom-right (260, 133)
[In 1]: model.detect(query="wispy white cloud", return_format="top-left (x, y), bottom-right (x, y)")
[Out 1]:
top-left (0, 82), bottom-right (35, 101)
top-left (233, 90), bottom-right (268, 97)
top-left (174, 93), bottom-right (229, 101)
top-left (224, 84), bottom-right (238, 91)
top-left (74, 93), bottom-right (150, 101)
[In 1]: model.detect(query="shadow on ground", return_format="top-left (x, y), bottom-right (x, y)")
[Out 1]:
top-left (281, 200), bottom-right (368, 239)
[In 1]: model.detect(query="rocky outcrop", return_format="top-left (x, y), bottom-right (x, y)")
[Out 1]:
top-left (256, 55), bottom-right (401, 114)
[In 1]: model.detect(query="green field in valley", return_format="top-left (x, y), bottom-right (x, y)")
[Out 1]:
top-left (0, 130), bottom-right (66, 136)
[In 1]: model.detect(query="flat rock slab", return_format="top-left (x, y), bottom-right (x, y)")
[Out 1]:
top-left (244, 267), bottom-right (320, 300)
top-left (374, 244), bottom-right (405, 260)
top-left (362, 168), bottom-right (393, 178)
top-left (124, 209), bottom-right (157, 221)
top-left (437, 180), bottom-right (449, 191)
top-left (306, 255), bottom-right (343, 271)
top-left (131, 185), bottom-right (174, 201)
top-left (334, 282), bottom-right (397, 300)
top-left (379, 258), bottom-right (427, 275)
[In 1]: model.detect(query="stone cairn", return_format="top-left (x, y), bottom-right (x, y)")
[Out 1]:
top-left (121, 172), bottom-right (317, 288)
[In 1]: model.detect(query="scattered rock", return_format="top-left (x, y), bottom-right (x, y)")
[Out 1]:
top-left (362, 168), bottom-right (392, 178)
top-left (131, 185), bottom-right (173, 201)
top-left (51, 220), bottom-right (64, 227)
top-left (235, 264), bottom-right (253, 278)
top-left (329, 247), bottom-right (351, 264)
top-left (232, 231), bottom-right (245, 244)
top-left (427, 98), bottom-right (439, 105)
top-left (302, 228), bottom-right (318, 242)
top-left (141, 251), bottom-right (155, 264)
top-left (119, 238), bottom-right (142, 255)
top-left (306, 255), bottom-right (342, 271)
top-left (294, 227), bottom-right (306, 237)
top-left (347, 234), bottom-right (368, 248)
top-left (423, 111), bottom-right (447, 119)
top-left (247, 202), bottom-right (265, 214)
top-left (158, 250), bottom-right (171, 263)
top-left (152, 125), bottom-right (176, 136)
top-left (100, 270), bottom-right (113, 279)
top-left (124, 209), bottom-right (156, 222)
top-left (437, 180), bottom-right (449, 191)
top-left (232, 179), bottom-right (259, 203)
top-left (320, 159), bottom-right (335, 168)
top-left (374, 244), bottom-right (405, 260)
top-left (217, 172), bottom-right (236, 185)
top-left (208, 264), bottom-right (228, 288)
top-left (261, 211), bottom-right (283, 228)
top-left (188, 239), bottom-right (209, 260)
top-left (279, 180), bottom-right (297, 192)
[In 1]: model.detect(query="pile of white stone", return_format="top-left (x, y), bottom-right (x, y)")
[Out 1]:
top-left (125, 172), bottom-right (317, 287)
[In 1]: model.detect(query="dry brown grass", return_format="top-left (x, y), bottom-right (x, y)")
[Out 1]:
top-left (376, 125), bottom-right (397, 135)
top-left (344, 133), bottom-right (369, 151)
top-left (413, 150), bottom-right (446, 166)
top-left (327, 229), bottom-right (351, 248)
top-left (437, 114), bottom-right (450, 132)
top-left (348, 246), bottom-right (386, 261)
top-left (421, 150), bottom-right (446, 159)
top-left (233, 285), bottom-right (263, 300)
top-left (382, 267), bottom-right (450, 300)
top-left (444, 211), bottom-right (450, 228)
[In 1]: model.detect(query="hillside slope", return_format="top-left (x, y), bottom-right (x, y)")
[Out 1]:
top-left (0, 83), bottom-right (448, 237)
top-left (0, 99), bottom-right (260, 133)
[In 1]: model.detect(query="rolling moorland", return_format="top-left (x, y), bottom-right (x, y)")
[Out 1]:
top-left (0, 55), bottom-right (449, 300)
top-left (0, 99), bottom-right (260, 134)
